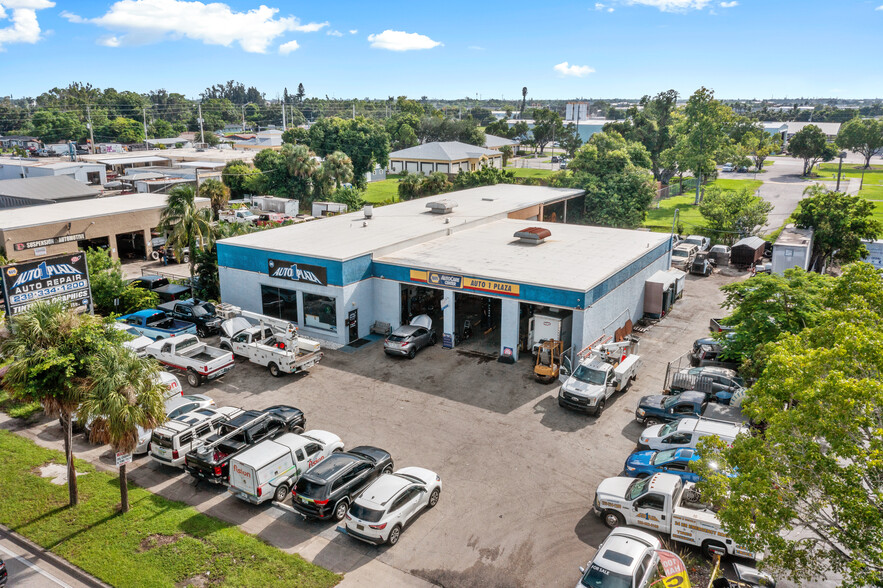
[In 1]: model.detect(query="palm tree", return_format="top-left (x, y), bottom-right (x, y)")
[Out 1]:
top-left (198, 178), bottom-right (229, 220)
top-left (1, 301), bottom-right (113, 506)
top-left (160, 185), bottom-right (214, 298)
top-left (282, 143), bottom-right (319, 195)
top-left (79, 347), bottom-right (167, 513)
top-left (520, 87), bottom-right (528, 118)
top-left (322, 151), bottom-right (354, 190)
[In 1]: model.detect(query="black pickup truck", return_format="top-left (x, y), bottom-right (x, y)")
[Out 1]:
top-left (183, 405), bottom-right (305, 484)
top-left (158, 299), bottom-right (222, 337)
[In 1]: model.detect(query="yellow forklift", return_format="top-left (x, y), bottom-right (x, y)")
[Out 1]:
top-left (534, 339), bottom-right (563, 383)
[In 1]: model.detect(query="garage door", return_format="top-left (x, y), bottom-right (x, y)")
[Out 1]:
top-left (390, 160), bottom-right (403, 173)
top-left (437, 163), bottom-right (449, 173)
top-left (421, 162), bottom-right (434, 175)
top-left (406, 161), bottom-right (418, 172)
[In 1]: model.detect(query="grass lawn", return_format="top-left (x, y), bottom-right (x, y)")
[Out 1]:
top-left (813, 163), bottom-right (883, 186)
top-left (505, 167), bottom-right (557, 179)
top-left (0, 389), bottom-right (42, 420)
top-left (644, 178), bottom-right (764, 233)
top-left (364, 177), bottom-right (401, 204)
top-left (0, 430), bottom-right (340, 588)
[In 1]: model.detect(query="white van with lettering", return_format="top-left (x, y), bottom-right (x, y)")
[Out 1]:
top-left (227, 430), bottom-right (344, 505)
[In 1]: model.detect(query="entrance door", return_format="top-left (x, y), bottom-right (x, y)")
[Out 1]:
top-left (347, 309), bottom-right (358, 342)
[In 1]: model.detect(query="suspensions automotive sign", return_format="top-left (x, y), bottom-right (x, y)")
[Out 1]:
top-left (267, 259), bottom-right (328, 286)
top-left (2, 253), bottom-right (93, 316)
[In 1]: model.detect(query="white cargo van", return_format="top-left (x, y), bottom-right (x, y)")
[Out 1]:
top-left (228, 430), bottom-right (344, 505)
top-left (150, 406), bottom-right (244, 468)
top-left (637, 417), bottom-right (748, 451)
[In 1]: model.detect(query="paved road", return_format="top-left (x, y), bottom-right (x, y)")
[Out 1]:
top-left (0, 530), bottom-right (105, 588)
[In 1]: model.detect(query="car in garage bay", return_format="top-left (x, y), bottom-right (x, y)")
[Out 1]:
top-left (383, 315), bottom-right (436, 359)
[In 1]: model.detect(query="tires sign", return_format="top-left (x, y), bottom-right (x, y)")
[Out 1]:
top-left (2, 253), bottom-right (93, 317)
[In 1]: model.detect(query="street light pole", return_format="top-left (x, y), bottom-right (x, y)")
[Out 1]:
top-left (836, 151), bottom-right (846, 192)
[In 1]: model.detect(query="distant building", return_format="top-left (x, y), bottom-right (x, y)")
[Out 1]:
top-left (388, 141), bottom-right (502, 174)
top-left (862, 240), bottom-right (883, 270)
top-left (145, 138), bottom-right (193, 149)
top-left (0, 135), bottom-right (40, 150)
top-left (565, 102), bottom-right (591, 122)
top-left (785, 122), bottom-right (841, 142)
top-left (0, 176), bottom-right (101, 209)
top-left (0, 156), bottom-right (106, 185)
top-left (484, 134), bottom-right (519, 152)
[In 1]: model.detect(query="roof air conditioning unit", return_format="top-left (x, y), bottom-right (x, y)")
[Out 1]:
top-left (363, 204), bottom-right (373, 219)
top-left (426, 199), bottom-right (458, 214)
top-left (514, 227), bottom-right (552, 245)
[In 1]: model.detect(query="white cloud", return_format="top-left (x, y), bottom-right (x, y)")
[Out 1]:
top-left (349, 29), bottom-right (358, 34)
top-left (626, 0), bottom-right (712, 12)
top-left (59, 9), bottom-right (86, 23)
top-left (99, 35), bottom-right (121, 47)
top-left (367, 29), bottom-right (441, 51)
top-left (278, 39), bottom-right (299, 54)
top-left (594, 3), bottom-right (614, 11)
top-left (554, 61), bottom-right (595, 78)
top-left (876, 4), bottom-right (883, 9)
top-left (720, 1), bottom-right (738, 7)
top-left (0, 0), bottom-right (54, 50)
top-left (327, 29), bottom-right (342, 37)
top-left (70, 0), bottom-right (327, 53)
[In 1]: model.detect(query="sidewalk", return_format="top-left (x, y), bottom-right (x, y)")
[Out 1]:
top-left (0, 415), bottom-right (432, 588)
top-left (0, 525), bottom-right (109, 588)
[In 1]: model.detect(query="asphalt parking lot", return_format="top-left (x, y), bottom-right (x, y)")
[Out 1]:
top-left (5, 268), bottom-right (745, 587)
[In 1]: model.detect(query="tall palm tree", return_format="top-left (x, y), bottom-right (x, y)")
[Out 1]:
top-left (198, 178), bottom-right (229, 220)
top-left (160, 185), bottom-right (214, 298)
top-left (322, 151), bottom-right (354, 190)
top-left (520, 86), bottom-right (528, 117)
top-left (79, 347), bottom-right (167, 513)
top-left (1, 301), bottom-right (114, 506)
top-left (282, 143), bottom-right (319, 202)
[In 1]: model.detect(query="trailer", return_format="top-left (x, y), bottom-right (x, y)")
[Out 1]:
top-left (730, 236), bottom-right (767, 269)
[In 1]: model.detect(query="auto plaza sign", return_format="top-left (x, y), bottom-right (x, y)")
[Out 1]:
top-left (267, 259), bottom-right (328, 286)
top-left (1, 253), bottom-right (93, 316)
top-left (410, 269), bottom-right (520, 296)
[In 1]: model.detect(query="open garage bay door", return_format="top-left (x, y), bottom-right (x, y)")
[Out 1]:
top-left (401, 284), bottom-right (444, 335)
top-left (454, 292), bottom-right (501, 356)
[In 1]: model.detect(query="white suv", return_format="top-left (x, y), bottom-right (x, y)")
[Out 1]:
top-left (343, 467), bottom-right (441, 546)
top-left (150, 406), bottom-right (244, 467)
top-left (576, 527), bottom-right (660, 588)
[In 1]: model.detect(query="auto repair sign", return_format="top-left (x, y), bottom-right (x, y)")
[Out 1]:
top-left (2, 253), bottom-right (93, 316)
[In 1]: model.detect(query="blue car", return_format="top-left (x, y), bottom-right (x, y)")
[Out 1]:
top-left (623, 448), bottom-right (703, 482)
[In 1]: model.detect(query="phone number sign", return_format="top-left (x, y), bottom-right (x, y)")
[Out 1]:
top-left (1, 253), bottom-right (93, 316)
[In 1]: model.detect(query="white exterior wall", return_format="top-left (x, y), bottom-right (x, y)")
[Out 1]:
top-left (500, 298), bottom-right (520, 360)
top-left (771, 244), bottom-right (811, 275)
top-left (373, 278), bottom-right (403, 331)
top-left (574, 252), bottom-right (671, 352)
top-left (0, 164), bottom-right (105, 184)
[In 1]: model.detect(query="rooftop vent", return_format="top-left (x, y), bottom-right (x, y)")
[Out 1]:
top-left (514, 227), bottom-right (552, 245)
top-left (426, 199), bottom-right (458, 214)
top-left (363, 204), bottom-right (373, 219)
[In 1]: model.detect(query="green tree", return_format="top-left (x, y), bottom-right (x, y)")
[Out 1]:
top-left (252, 148), bottom-right (293, 197)
top-left (500, 144), bottom-right (513, 167)
top-left (330, 186), bottom-right (365, 212)
top-left (716, 268), bottom-right (832, 373)
top-left (485, 119), bottom-right (512, 138)
top-left (679, 87), bottom-right (734, 203)
top-left (148, 119), bottom-right (175, 139)
top-left (193, 245), bottom-right (221, 301)
top-left (699, 186), bottom-right (773, 245)
top-left (309, 117), bottom-right (390, 187)
top-left (101, 117), bottom-right (145, 144)
top-left (744, 129), bottom-right (781, 171)
top-left (79, 347), bottom-right (167, 513)
top-left (0, 301), bottom-right (125, 506)
top-left (159, 185), bottom-right (214, 297)
top-left (835, 117), bottom-right (883, 169)
top-left (221, 159), bottom-right (260, 198)
top-left (558, 123), bottom-right (583, 158)
top-left (86, 248), bottom-right (158, 315)
top-left (393, 123), bottom-right (419, 151)
top-left (198, 178), bottom-right (229, 220)
top-left (788, 124), bottom-right (838, 176)
top-left (561, 131), bottom-right (656, 228)
top-left (282, 143), bottom-right (319, 201)
top-left (529, 108), bottom-right (564, 154)
top-left (792, 185), bottom-right (882, 270)
top-left (281, 127), bottom-right (309, 145)
top-left (398, 172), bottom-right (424, 201)
top-left (29, 109), bottom-right (86, 143)
top-left (320, 151), bottom-right (354, 190)
top-left (385, 112), bottom-right (421, 149)
top-left (698, 267), bottom-right (883, 586)
top-left (451, 165), bottom-right (516, 190)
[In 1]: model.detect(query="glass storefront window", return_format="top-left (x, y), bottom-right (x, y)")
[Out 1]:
top-left (303, 293), bottom-right (337, 331)
top-left (261, 285), bottom-right (298, 323)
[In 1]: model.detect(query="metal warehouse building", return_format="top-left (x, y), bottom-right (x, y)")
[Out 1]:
top-left (217, 185), bottom-right (672, 361)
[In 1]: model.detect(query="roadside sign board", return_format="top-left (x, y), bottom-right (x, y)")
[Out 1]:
top-left (1, 252), bottom-right (93, 317)
top-left (115, 452), bottom-right (133, 467)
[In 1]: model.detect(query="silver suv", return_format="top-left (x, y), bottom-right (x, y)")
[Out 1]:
top-left (576, 527), bottom-right (661, 588)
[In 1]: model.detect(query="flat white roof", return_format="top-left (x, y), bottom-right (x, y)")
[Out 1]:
top-left (82, 148), bottom-right (256, 165)
top-left (97, 155), bottom-right (169, 165)
top-left (0, 193), bottom-right (209, 231)
top-left (220, 184), bottom-right (583, 262)
top-left (176, 161), bottom-right (226, 169)
top-left (0, 157), bottom-right (103, 170)
top-left (376, 219), bottom-right (669, 291)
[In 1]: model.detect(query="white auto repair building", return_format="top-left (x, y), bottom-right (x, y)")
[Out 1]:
top-left (217, 185), bottom-right (672, 360)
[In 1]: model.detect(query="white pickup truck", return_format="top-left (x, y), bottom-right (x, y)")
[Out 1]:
top-left (220, 209), bottom-right (259, 224)
top-left (593, 472), bottom-right (755, 560)
top-left (146, 334), bottom-right (235, 388)
top-left (220, 312), bottom-right (323, 377)
top-left (228, 430), bottom-right (344, 504)
top-left (558, 339), bottom-right (641, 416)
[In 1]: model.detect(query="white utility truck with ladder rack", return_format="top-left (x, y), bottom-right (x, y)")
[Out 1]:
top-left (557, 336), bottom-right (642, 416)
top-left (218, 306), bottom-right (323, 377)
top-left (593, 472), bottom-right (755, 560)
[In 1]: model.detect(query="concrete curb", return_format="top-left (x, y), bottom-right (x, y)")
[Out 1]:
top-left (0, 523), bottom-right (111, 588)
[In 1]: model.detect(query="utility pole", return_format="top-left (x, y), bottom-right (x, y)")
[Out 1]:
top-left (282, 97), bottom-right (287, 130)
top-left (142, 107), bottom-right (149, 151)
top-left (241, 104), bottom-right (246, 131)
top-left (86, 104), bottom-right (95, 154)
top-left (194, 167), bottom-right (200, 198)
top-left (352, 102), bottom-right (355, 120)
top-left (198, 103), bottom-right (205, 145)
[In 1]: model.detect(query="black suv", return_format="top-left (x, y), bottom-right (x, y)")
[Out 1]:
top-left (184, 405), bottom-right (305, 484)
top-left (292, 446), bottom-right (393, 521)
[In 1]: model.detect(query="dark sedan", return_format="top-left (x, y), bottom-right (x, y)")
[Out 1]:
top-left (291, 446), bottom-right (394, 521)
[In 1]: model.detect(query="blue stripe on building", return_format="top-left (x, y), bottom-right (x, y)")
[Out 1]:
top-left (587, 240), bottom-right (671, 305)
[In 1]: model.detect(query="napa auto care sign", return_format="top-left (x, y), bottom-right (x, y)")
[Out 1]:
top-left (2, 253), bottom-right (93, 316)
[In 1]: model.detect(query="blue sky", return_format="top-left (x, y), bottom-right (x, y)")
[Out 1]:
top-left (1, 0), bottom-right (882, 100)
